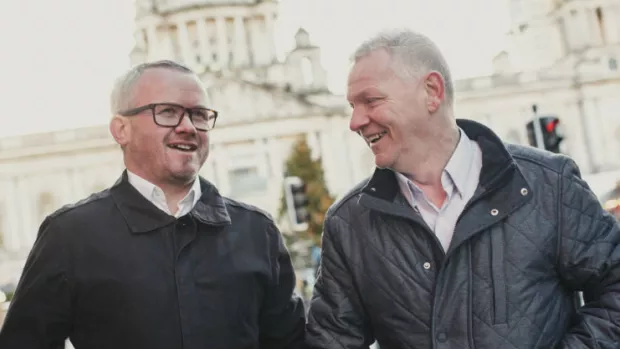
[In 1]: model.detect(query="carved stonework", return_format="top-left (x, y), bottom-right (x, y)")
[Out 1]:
top-left (205, 79), bottom-right (326, 126)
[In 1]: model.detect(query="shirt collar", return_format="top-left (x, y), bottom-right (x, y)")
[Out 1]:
top-left (443, 128), bottom-right (475, 198)
top-left (395, 127), bottom-right (475, 201)
top-left (126, 170), bottom-right (202, 214)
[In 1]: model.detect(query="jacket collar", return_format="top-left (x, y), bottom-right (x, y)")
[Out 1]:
top-left (359, 119), bottom-right (533, 256)
top-left (361, 119), bottom-right (516, 200)
top-left (111, 171), bottom-right (232, 234)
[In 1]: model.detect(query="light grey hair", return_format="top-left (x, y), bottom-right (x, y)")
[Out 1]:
top-left (109, 60), bottom-right (195, 114)
top-left (352, 29), bottom-right (455, 105)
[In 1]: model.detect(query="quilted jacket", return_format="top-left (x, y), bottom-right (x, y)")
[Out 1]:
top-left (306, 119), bottom-right (620, 349)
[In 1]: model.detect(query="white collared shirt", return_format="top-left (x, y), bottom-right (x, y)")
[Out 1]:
top-left (127, 170), bottom-right (202, 218)
top-left (395, 128), bottom-right (482, 252)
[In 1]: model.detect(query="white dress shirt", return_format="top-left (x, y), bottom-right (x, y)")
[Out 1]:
top-left (127, 170), bottom-right (202, 218)
top-left (395, 128), bottom-right (483, 252)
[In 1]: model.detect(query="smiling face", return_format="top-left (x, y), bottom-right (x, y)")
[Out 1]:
top-left (110, 67), bottom-right (211, 187)
top-left (347, 48), bottom-right (444, 173)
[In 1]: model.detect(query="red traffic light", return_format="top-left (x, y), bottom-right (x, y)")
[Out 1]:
top-left (544, 119), bottom-right (559, 133)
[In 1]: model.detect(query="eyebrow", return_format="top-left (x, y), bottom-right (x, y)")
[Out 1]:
top-left (348, 88), bottom-right (383, 102)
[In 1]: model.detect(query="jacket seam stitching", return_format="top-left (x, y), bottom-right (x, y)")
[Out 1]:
top-left (511, 154), bottom-right (563, 174)
top-left (329, 186), bottom-right (366, 215)
top-left (555, 159), bottom-right (570, 273)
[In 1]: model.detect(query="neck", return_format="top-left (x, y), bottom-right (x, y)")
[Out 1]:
top-left (159, 181), bottom-right (194, 214)
top-left (400, 118), bottom-right (460, 189)
top-left (126, 166), bottom-right (195, 214)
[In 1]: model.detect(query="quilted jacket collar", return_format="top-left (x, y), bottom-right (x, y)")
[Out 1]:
top-left (362, 119), bottom-right (520, 201)
top-left (359, 119), bottom-right (533, 256)
top-left (110, 171), bottom-right (232, 234)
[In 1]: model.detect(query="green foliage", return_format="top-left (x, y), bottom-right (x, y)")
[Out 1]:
top-left (279, 136), bottom-right (335, 245)
top-left (5, 290), bottom-right (13, 302)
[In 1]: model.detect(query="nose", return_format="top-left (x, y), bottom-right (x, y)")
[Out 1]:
top-left (349, 106), bottom-right (369, 133)
top-left (174, 113), bottom-right (197, 134)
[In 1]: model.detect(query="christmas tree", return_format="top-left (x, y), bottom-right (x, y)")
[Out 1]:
top-left (279, 136), bottom-right (335, 245)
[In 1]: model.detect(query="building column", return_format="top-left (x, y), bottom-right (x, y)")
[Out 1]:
top-left (215, 17), bottom-right (229, 68)
top-left (213, 147), bottom-right (231, 195)
top-left (266, 138), bottom-right (283, 179)
top-left (306, 131), bottom-right (321, 161)
top-left (233, 16), bottom-right (248, 66)
top-left (159, 30), bottom-right (175, 61)
top-left (195, 18), bottom-right (211, 66)
top-left (263, 13), bottom-right (276, 63)
top-left (16, 177), bottom-right (35, 250)
top-left (176, 20), bottom-right (193, 65)
top-left (146, 25), bottom-right (158, 61)
top-left (1, 179), bottom-right (19, 252)
top-left (70, 168), bottom-right (85, 200)
top-left (248, 18), bottom-right (263, 65)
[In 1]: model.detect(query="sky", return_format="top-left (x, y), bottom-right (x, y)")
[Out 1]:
top-left (0, 0), bottom-right (510, 138)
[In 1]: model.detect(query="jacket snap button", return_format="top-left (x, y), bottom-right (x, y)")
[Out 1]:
top-left (520, 188), bottom-right (528, 196)
top-left (490, 208), bottom-right (499, 216)
top-left (436, 332), bottom-right (447, 342)
top-left (370, 187), bottom-right (376, 192)
top-left (423, 262), bottom-right (431, 270)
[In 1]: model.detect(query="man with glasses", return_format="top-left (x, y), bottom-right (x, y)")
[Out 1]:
top-left (0, 60), bottom-right (306, 349)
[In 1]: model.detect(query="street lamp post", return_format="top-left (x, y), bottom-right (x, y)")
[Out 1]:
top-left (531, 104), bottom-right (545, 149)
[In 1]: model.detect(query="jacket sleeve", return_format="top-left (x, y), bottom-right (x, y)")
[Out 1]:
top-left (306, 214), bottom-right (373, 349)
top-left (0, 216), bottom-right (74, 349)
top-left (557, 159), bottom-right (620, 349)
top-left (258, 222), bottom-right (306, 349)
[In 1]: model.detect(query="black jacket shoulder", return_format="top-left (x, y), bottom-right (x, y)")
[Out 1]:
top-left (505, 143), bottom-right (575, 175)
top-left (44, 189), bottom-right (114, 226)
top-left (325, 177), bottom-right (371, 220)
top-left (223, 196), bottom-right (278, 226)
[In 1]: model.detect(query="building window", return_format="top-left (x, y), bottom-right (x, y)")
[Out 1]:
top-left (609, 57), bottom-right (617, 71)
top-left (228, 166), bottom-right (267, 197)
top-left (301, 57), bottom-right (314, 86)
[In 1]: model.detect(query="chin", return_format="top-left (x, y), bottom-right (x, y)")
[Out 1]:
top-left (374, 153), bottom-right (396, 170)
top-left (170, 166), bottom-right (200, 182)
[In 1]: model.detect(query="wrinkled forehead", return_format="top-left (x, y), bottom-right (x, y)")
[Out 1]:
top-left (347, 51), bottom-right (397, 100)
top-left (348, 50), bottom-right (394, 81)
top-left (134, 68), bottom-right (210, 107)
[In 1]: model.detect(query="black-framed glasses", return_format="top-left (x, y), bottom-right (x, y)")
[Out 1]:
top-left (118, 103), bottom-right (218, 131)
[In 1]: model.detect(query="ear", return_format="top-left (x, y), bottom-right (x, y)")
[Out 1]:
top-left (109, 115), bottom-right (131, 147)
top-left (424, 71), bottom-right (445, 113)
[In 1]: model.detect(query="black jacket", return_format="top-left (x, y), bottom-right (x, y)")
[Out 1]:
top-left (0, 172), bottom-right (305, 349)
top-left (306, 120), bottom-right (620, 349)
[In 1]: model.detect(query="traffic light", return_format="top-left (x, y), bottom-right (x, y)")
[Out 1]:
top-left (526, 116), bottom-right (564, 153)
top-left (283, 176), bottom-right (310, 232)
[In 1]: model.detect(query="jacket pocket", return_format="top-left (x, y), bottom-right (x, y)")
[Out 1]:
top-left (490, 227), bottom-right (507, 325)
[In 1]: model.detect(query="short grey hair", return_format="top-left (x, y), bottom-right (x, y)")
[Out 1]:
top-left (110, 60), bottom-right (195, 114)
top-left (352, 29), bottom-right (455, 105)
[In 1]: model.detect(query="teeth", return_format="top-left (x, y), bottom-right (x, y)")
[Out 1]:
top-left (170, 144), bottom-right (194, 151)
top-left (367, 131), bottom-right (387, 144)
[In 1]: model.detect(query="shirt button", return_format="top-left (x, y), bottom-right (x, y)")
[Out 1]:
top-left (437, 332), bottom-right (447, 342)
top-left (423, 262), bottom-right (431, 270)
